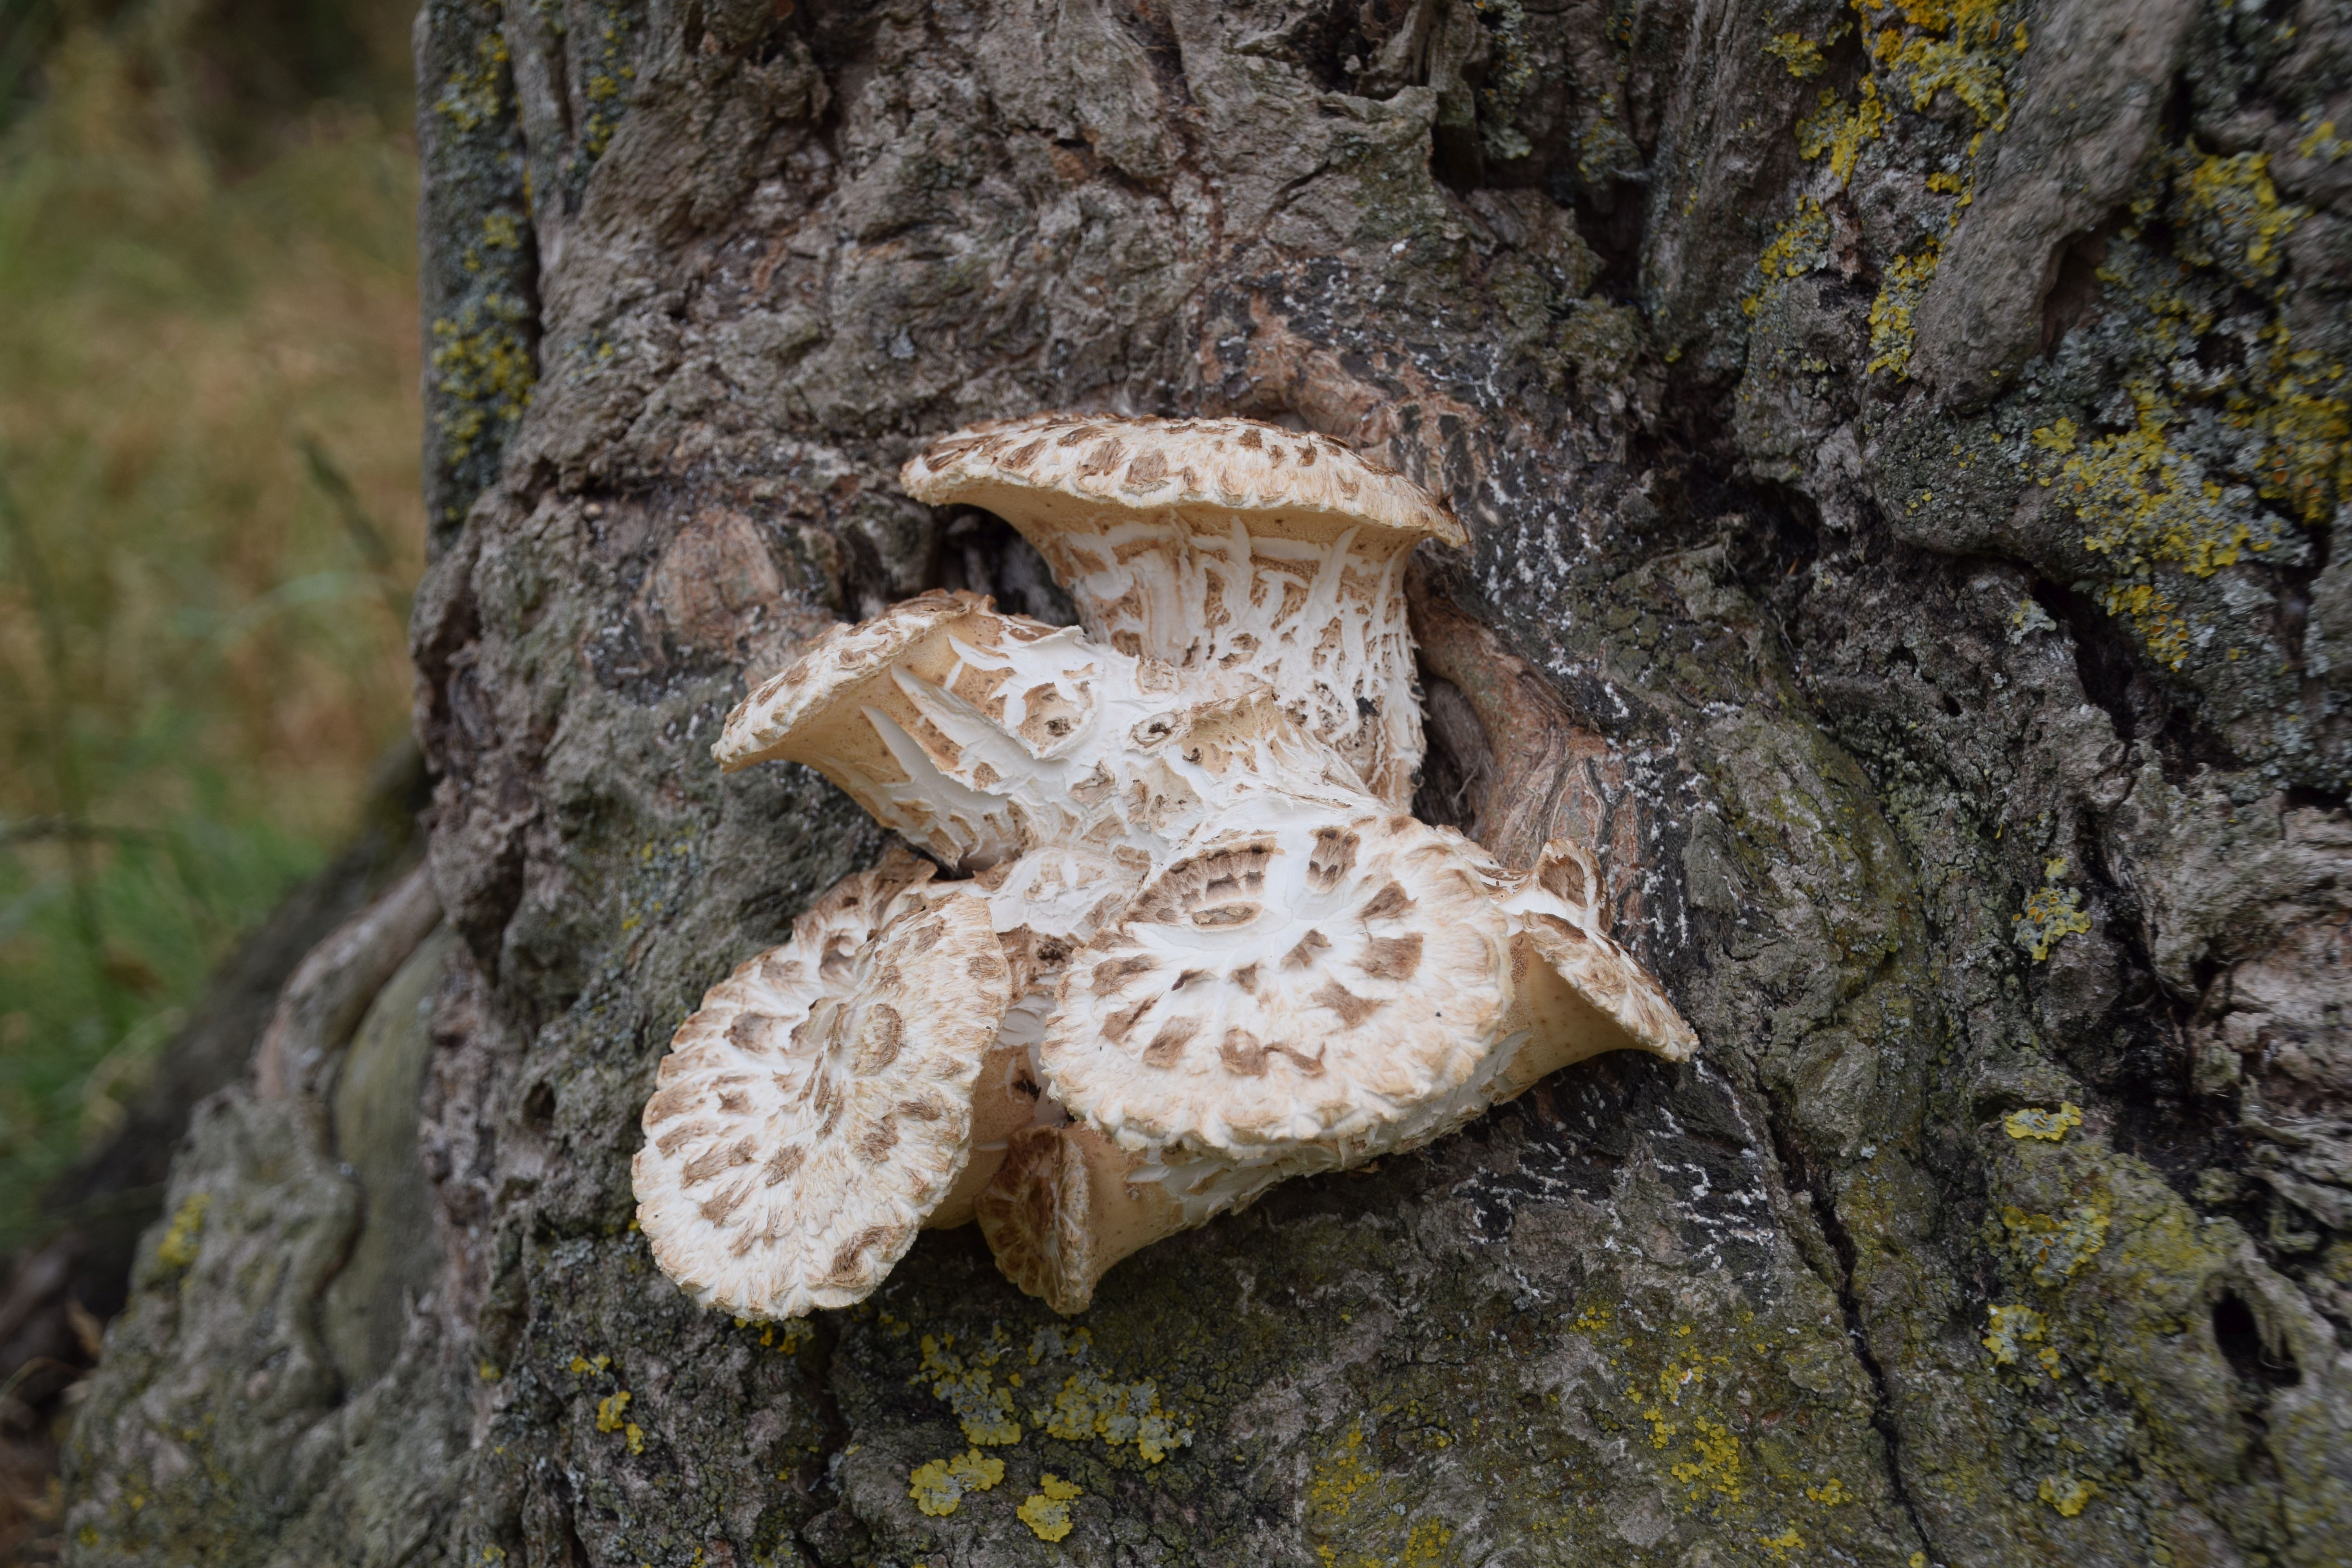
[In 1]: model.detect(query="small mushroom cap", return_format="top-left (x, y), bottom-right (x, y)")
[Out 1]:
top-left (713, 590), bottom-right (1228, 871)
top-left (713, 591), bottom-right (1056, 869)
top-left (902, 414), bottom-right (1467, 550)
top-left (1039, 805), bottom-right (1515, 1158)
top-left (1488, 840), bottom-right (1698, 1090)
top-left (902, 416), bottom-right (1461, 808)
top-left (632, 857), bottom-right (1014, 1319)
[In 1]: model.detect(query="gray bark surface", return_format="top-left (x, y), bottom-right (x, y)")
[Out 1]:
top-left (56, 1), bottom-right (2352, 1564)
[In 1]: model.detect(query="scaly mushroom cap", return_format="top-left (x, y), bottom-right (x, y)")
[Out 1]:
top-left (902, 415), bottom-right (1465, 808)
top-left (713, 589), bottom-right (1224, 873)
top-left (1039, 805), bottom-right (1515, 1158)
top-left (632, 859), bottom-right (1014, 1319)
top-left (713, 591), bottom-right (1065, 868)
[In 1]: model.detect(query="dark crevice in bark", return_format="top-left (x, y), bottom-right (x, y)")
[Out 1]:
top-left (1759, 1102), bottom-right (1938, 1557)
top-left (790, 1311), bottom-right (859, 1557)
top-left (2029, 577), bottom-right (2245, 783)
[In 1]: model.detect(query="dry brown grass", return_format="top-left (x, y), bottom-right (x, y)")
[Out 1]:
top-left (0, 21), bottom-right (424, 1247)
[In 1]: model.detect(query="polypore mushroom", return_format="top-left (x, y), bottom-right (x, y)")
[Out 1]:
top-left (977, 828), bottom-right (1699, 1315)
top-left (902, 415), bottom-right (1466, 807)
top-left (964, 806), bottom-right (1519, 1311)
top-left (654, 417), bottom-right (1702, 1322)
top-left (632, 850), bottom-right (1014, 1318)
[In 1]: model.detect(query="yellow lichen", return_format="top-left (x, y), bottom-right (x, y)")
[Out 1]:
top-left (429, 298), bottom-right (536, 460)
top-left (1876, 0), bottom-right (2018, 127)
top-left (1308, 1425), bottom-right (1376, 1515)
top-left (1398, 1520), bottom-right (1453, 1564)
top-left (1798, 80), bottom-right (1890, 184)
top-left (2039, 1474), bottom-right (2097, 1517)
top-left (569, 1353), bottom-right (613, 1375)
top-left (907, 1449), bottom-right (1005, 1518)
top-left (2172, 147), bottom-right (2302, 287)
top-left (1866, 239), bottom-right (1941, 377)
top-left (918, 1333), bottom-right (1022, 1446)
top-left (595, 1391), bottom-right (632, 1433)
top-left (1760, 1526), bottom-right (1806, 1561)
top-left (2004, 1102), bottom-right (2082, 1141)
top-left (2013, 858), bottom-right (2091, 959)
top-left (1982, 1302), bottom-right (2058, 1376)
top-left (1016, 1474), bottom-right (1081, 1541)
top-left (2001, 142), bottom-right (2338, 677)
top-left (1806, 1476), bottom-right (1856, 1505)
top-left (1668, 1415), bottom-right (1744, 1501)
top-left (2003, 1203), bottom-right (2112, 1287)
top-left (1765, 33), bottom-right (1826, 77)
top-left (746, 1318), bottom-right (813, 1354)
top-left (1746, 199), bottom-right (1831, 316)
top-left (154, 1192), bottom-right (209, 1269)
top-left (2007, 598), bottom-right (2057, 642)
top-left (2297, 118), bottom-right (2346, 162)
top-left (434, 30), bottom-right (510, 132)
top-left (1032, 1370), bottom-right (1191, 1461)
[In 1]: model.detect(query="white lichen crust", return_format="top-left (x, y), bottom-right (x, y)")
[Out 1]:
top-left (902, 414), bottom-right (1467, 808)
top-left (632, 855), bottom-right (1013, 1318)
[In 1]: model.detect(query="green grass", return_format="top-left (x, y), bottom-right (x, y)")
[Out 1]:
top-left (0, 12), bottom-right (425, 1250)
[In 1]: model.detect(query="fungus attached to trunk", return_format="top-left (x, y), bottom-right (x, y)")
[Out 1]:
top-left (637, 412), bottom-right (1702, 1322)
top-left (903, 415), bottom-right (1466, 807)
top-left (632, 851), bottom-right (1013, 1318)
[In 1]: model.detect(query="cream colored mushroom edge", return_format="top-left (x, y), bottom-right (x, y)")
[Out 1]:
top-left (632, 414), bottom-right (1698, 1321)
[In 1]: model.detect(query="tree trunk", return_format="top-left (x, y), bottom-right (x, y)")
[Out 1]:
top-left (57, 1), bottom-right (2352, 1564)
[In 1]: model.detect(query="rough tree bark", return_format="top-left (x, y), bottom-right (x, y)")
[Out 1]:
top-left (54, 0), bottom-right (2352, 1564)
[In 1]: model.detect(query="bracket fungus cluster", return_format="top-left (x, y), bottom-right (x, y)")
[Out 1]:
top-left (635, 415), bottom-right (1697, 1318)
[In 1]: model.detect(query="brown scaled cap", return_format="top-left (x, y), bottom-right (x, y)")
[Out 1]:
top-left (1038, 804), bottom-right (1515, 1159)
top-left (632, 852), bottom-right (1014, 1319)
top-left (901, 413), bottom-right (1466, 550)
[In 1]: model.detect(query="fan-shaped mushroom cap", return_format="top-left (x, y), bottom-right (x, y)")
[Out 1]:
top-left (1486, 840), bottom-right (1698, 1096)
top-left (1038, 805), bottom-right (1516, 1160)
top-left (713, 591), bottom-right (1065, 869)
top-left (902, 415), bottom-right (1465, 808)
top-left (715, 590), bottom-right (1376, 879)
top-left (632, 857), bottom-right (1014, 1318)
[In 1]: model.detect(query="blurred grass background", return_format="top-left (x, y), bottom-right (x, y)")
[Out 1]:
top-left (0, 0), bottom-right (425, 1252)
